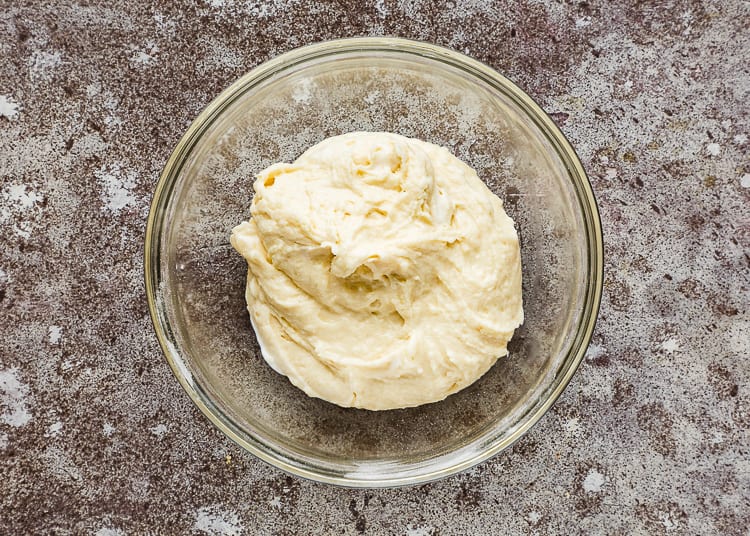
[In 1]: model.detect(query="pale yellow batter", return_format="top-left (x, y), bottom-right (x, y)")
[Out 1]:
top-left (231, 132), bottom-right (523, 410)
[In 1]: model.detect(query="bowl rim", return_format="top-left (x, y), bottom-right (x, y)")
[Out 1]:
top-left (144, 36), bottom-right (604, 488)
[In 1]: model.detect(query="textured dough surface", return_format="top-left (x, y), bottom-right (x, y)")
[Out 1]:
top-left (230, 132), bottom-right (523, 410)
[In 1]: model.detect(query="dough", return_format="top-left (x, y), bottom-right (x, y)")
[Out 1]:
top-left (231, 132), bottom-right (523, 410)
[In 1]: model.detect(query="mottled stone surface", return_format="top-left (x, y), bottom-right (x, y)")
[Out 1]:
top-left (1, 1), bottom-right (748, 534)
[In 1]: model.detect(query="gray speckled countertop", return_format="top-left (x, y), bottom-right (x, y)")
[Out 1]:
top-left (1, 1), bottom-right (748, 534)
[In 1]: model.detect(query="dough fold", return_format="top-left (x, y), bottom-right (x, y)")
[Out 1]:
top-left (231, 132), bottom-right (523, 410)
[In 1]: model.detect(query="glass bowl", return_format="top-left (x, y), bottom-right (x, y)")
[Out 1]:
top-left (145, 38), bottom-right (603, 487)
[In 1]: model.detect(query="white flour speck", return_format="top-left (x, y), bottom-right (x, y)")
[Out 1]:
top-left (6, 184), bottom-right (42, 209)
top-left (525, 511), bottom-right (542, 524)
top-left (153, 12), bottom-right (177, 33)
top-left (104, 96), bottom-right (120, 111)
top-left (375, 0), bottom-right (388, 18)
top-left (198, 41), bottom-right (243, 73)
top-left (661, 338), bottom-right (680, 354)
top-left (269, 495), bottom-right (281, 508)
top-left (734, 134), bottom-right (747, 144)
top-left (740, 174), bottom-right (750, 188)
top-left (13, 221), bottom-right (32, 240)
top-left (585, 343), bottom-right (606, 361)
top-left (29, 50), bottom-right (62, 73)
top-left (0, 95), bottom-right (21, 119)
top-left (605, 168), bottom-right (618, 179)
top-left (405, 525), bottom-right (434, 536)
top-left (60, 358), bottom-right (78, 372)
top-left (0, 368), bottom-right (33, 427)
top-left (583, 469), bottom-right (605, 492)
top-left (130, 42), bottom-right (160, 66)
top-left (659, 511), bottom-right (677, 530)
top-left (104, 114), bottom-right (123, 129)
top-left (564, 417), bottom-right (582, 435)
top-left (194, 506), bottom-right (242, 536)
top-left (150, 423), bottom-right (168, 439)
top-left (95, 528), bottom-right (125, 536)
top-left (292, 78), bottom-right (315, 104)
top-left (131, 475), bottom-right (150, 496)
top-left (575, 16), bottom-right (592, 28)
top-left (42, 446), bottom-right (82, 483)
top-left (103, 422), bottom-right (116, 437)
top-left (86, 82), bottom-right (102, 98)
top-left (204, 1), bottom-right (279, 21)
top-left (131, 51), bottom-right (153, 65)
top-left (70, 132), bottom-right (109, 157)
top-left (1, 183), bottom-right (43, 239)
top-left (706, 142), bottom-right (720, 156)
top-left (45, 421), bottom-right (63, 438)
top-left (94, 163), bottom-right (137, 213)
top-left (49, 325), bottom-right (63, 344)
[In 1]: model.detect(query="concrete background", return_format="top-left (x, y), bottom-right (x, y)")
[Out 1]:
top-left (1, 1), bottom-right (748, 534)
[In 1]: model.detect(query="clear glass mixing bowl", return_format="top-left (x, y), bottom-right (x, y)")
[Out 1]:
top-left (145, 38), bottom-right (603, 487)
